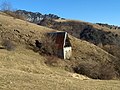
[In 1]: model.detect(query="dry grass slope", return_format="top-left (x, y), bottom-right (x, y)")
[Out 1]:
top-left (0, 47), bottom-right (120, 90)
top-left (0, 12), bottom-right (120, 90)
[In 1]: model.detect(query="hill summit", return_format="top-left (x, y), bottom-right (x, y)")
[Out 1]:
top-left (15, 10), bottom-right (61, 24)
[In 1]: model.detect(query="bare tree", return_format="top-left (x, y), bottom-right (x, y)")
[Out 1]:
top-left (0, 1), bottom-right (12, 11)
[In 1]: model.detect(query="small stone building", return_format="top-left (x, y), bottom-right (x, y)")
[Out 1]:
top-left (48, 31), bottom-right (72, 59)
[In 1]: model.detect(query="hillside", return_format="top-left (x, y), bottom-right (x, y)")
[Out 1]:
top-left (0, 12), bottom-right (120, 90)
top-left (38, 19), bottom-right (120, 58)
top-left (5, 10), bottom-right (120, 59)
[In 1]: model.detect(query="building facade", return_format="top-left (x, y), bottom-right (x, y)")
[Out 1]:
top-left (48, 31), bottom-right (72, 59)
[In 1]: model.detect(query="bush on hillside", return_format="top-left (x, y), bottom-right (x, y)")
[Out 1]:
top-left (44, 55), bottom-right (59, 66)
top-left (1, 39), bottom-right (15, 51)
top-left (29, 34), bottom-right (57, 56)
top-left (114, 58), bottom-right (120, 77)
top-left (39, 35), bottom-right (57, 55)
top-left (3, 10), bottom-right (26, 20)
top-left (73, 60), bottom-right (117, 80)
top-left (0, 1), bottom-right (26, 21)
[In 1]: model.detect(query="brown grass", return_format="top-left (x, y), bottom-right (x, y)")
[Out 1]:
top-left (0, 46), bottom-right (120, 90)
top-left (1, 39), bottom-right (15, 51)
top-left (0, 12), bottom-right (120, 90)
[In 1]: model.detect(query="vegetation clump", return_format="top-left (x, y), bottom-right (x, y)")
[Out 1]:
top-left (73, 60), bottom-right (117, 80)
top-left (0, 1), bottom-right (26, 20)
top-left (1, 39), bottom-right (15, 51)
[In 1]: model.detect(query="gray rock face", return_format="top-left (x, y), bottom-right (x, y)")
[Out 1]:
top-left (15, 10), bottom-right (60, 24)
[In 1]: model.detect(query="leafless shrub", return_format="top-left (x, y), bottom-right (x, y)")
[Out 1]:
top-left (73, 60), bottom-right (117, 80)
top-left (0, 1), bottom-right (12, 11)
top-left (114, 58), bottom-right (120, 77)
top-left (0, 1), bottom-right (26, 21)
top-left (0, 23), bottom-right (2, 26)
top-left (45, 55), bottom-right (59, 66)
top-left (99, 64), bottom-right (117, 80)
top-left (44, 55), bottom-right (69, 68)
top-left (1, 39), bottom-right (15, 51)
top-left (33, 34), bottom-right (57, 56)
top-left (3, 10), bottom-right (26, 21)
top-left (42, 35), bottom-right (57, 55)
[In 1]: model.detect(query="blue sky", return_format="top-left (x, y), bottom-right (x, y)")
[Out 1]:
top-left (0, 0), bottom-right (120, 26)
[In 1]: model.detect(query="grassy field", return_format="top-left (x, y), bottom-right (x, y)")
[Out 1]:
top-left (0, 12), bottom-right (120, 90)
top-left (0, 47), bottom-right (120, 90)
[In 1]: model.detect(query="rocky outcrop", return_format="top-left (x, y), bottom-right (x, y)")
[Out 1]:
top-left (15, 10), bottom-right (61, 24)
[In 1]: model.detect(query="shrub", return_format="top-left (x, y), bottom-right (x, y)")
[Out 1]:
top-left (99, 64), bottom-right (117, 80)
top-left (2, 39), bottom-right (15, 51)
top-left (74, 61), bottom-right (100, 79)
top-left (73, 60), bottom-right (117, 80)
top-left (33, 35), bottom-right (57, 56)
top-left (114, 58), bottom-right (120, 77)
top-left (3, 10), bottom-right (26, 21)
top-left (0, 1), bottom-right (12, 11)
top-left (44, 55), bottom-right (58, 66)
top-left (0, 1), bottom-right (26, 21)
